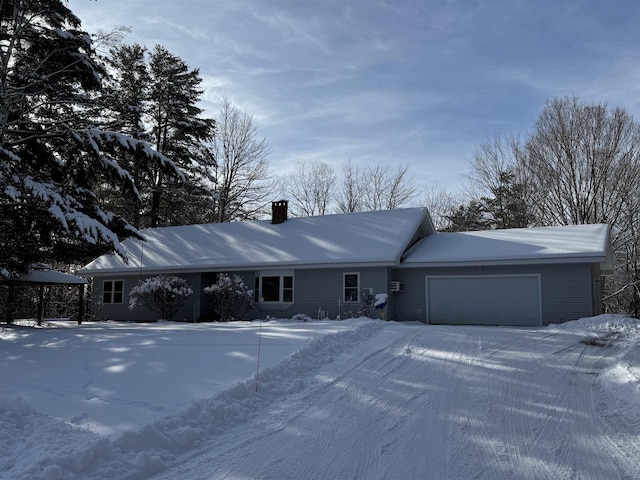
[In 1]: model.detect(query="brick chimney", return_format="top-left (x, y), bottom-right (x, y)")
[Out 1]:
top-left (271, 200), bottom-right (288, 224)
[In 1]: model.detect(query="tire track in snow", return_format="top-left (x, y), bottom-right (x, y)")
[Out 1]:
top-left (566, 344), bottom-right (620, 479)
top-left (477, 337), bottom-right (537, 479)
top-left (221, 324), bottom-right (446, 479)
top-left (400, 329), bottom-right (469, 480)
top-left (475, 331), bottom-right (564, 480)
top-left (536, 332), bottom-right (640, 480)
top-left (590, 334), bottom-right (640, 480)
top-left (500, 331), bottom-right (574, 480)
top-left (564, 341), bottom-right (639, 480)
top-left (593, 405), bottom-right (640, 480)
top-left (378, 327), bottom-right (528, 480)
top-left (529, 339), bottom-right (588, 478)
top-left (449, 333), bottom-right (514, 480)
top-left (447, 330), bottom-right (573, 480)
top-left (150, 320), bottom-right (401, 480)
top-left (149, 323), bottom-right (640, 480)
top-left (296, 326), bottom-right (425, 479)
top-left (496, 331), bottom-right (622, 480)
top-left (590, 336), bottom-right (640, 480)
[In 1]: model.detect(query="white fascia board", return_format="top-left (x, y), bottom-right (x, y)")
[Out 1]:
top-left (81, 261), bottom-right (399, 277)
top-left (394, 209), bottom-right (434, 263)
top-left (398, 255), bottom-right (609, 269)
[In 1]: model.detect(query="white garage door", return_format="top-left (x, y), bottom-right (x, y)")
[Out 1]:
top-left (426, 275), bottom-right (541, 326)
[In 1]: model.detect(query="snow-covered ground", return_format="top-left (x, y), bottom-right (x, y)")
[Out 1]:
top-left (1, 315), bottom-right (639, 479)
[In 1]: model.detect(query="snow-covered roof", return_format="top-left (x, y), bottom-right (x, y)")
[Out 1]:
top-left (80, 207), bottom-right (434, 275)
top-left (7, 268), bottom-right (88, 285)
top-left (402, 223), bottom-right (614, 274)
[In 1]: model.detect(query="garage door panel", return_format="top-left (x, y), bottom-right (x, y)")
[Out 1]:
top-left (427, 275), bottom-right (541, 326)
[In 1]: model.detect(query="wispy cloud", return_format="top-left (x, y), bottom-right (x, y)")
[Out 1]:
top-left (69, 0), bottom-right (640, 192)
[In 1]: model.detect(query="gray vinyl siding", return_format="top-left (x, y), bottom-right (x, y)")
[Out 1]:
top-left (92, 268), bottom-right (390, 322)
top-left (540, 264), bottom-right (593, 324)
top-left (92, 273), bottom-right (201, 322)
top-left (590, 264), bottom-right (603, 315)
top-left (391, 267), bottom-right (429, 322)
top-left (89, 263), bottom-right (598, 325)
top-left (244, 267), bottom-right (390, 320)
top-left (393, 263), bottom-right (596, 325)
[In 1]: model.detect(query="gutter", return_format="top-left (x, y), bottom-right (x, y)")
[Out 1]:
top-left (79, 260), bottom-right (402, 277)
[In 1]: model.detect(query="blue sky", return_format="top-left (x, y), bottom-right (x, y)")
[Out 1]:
top-left (69, 0), bottom-right (640, 192)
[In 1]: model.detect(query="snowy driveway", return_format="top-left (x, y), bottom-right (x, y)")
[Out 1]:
top-left (154, 321), bottom-right (640, 480)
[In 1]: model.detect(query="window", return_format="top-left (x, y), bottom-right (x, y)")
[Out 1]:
top-left (283, 276), bottom-right (293, 302)
top-left (255, 271), bottom-right (294, 303)
top-left (103, 280), bottom-right (124, 304)
top-left (262, 276), bottom-right (281, 301)
top-left (344, 273), bottom-right (359, 303)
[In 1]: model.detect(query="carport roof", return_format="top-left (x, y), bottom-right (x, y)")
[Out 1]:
top-left (401, 223), bottom-right (614, 274)
top-left (4, 267), bottom-right (88, 285)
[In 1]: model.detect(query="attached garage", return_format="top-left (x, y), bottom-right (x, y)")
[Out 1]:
top-left (397, 224), bottom-right (614, 326)
top-left (425, 274), bottom-right (541, 326)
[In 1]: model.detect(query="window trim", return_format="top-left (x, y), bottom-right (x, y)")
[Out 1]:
top-left (255, 270), bottom-right (294, 304)
top-left (343, 272), bottom-right (360, 303)
top-left (103, 279), bottom-right (124, 304)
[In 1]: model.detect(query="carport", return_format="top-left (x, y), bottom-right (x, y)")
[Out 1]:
top-left (1, 266), bottom-right (88, 325)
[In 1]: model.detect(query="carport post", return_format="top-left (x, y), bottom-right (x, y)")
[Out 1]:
top-left (78, 284), bottom-right (84, 325)
top-left (37, 284), bottom-right (44, 326)
top-left (5, 284), bottom-right (15, 324)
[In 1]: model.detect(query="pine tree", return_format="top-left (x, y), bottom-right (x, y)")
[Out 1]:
top-left (104, 44), bottom-right (216, 228)
top-left (98, 43), bottom-right (151, 228)
top-left (148, 45), bottom-right (216, 226)
top-left (481, 171), bottom-right (534, 229)
top-left (442, 201), bottom-right (490, 232)
top-left (0, 1), bottom-right (181, 275)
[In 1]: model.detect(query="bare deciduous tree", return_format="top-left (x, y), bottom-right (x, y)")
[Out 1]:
top-left (335, 159), bottom-right (365, 213)
top-left (421, 182), bottom-right (460, 231)
top-left (334, 161), bottom-right (418, 213)
top-left (361, 164), bottom-right (417, 211)
top-left (523, 97), bottom-right (640, 228)
top-left (467, 135), bottom-right (524, 197)
top-left (284, 160), bottom-right (336, 216)
top-left (210, 98), bottom-right (273, 222)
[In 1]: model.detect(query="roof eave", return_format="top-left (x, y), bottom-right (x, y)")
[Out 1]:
top-left (80, 260), bottom-right (400, 277)
top-left (392, 208), bottom-right (434, 263)
top-left (398, 255), bottom-right (610, 269)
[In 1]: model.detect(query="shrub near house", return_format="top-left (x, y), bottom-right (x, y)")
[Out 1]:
top-left (204, 273), bottom-right (254, 321)
top-left (129, 275), bottom-right (193, 321)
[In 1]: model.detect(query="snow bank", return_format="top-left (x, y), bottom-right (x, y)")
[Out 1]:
top-left (553, 313), bottom-right (640, 335)
top-left (550, 314), bottom-right (640, 433)
top-left (0, 397), bottom-right (105, 480)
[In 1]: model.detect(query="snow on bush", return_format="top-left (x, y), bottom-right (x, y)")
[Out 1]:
top-left (129, 275), bottom-right (193, 321)
top-left (204, 273), bottom-right (253, 321)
